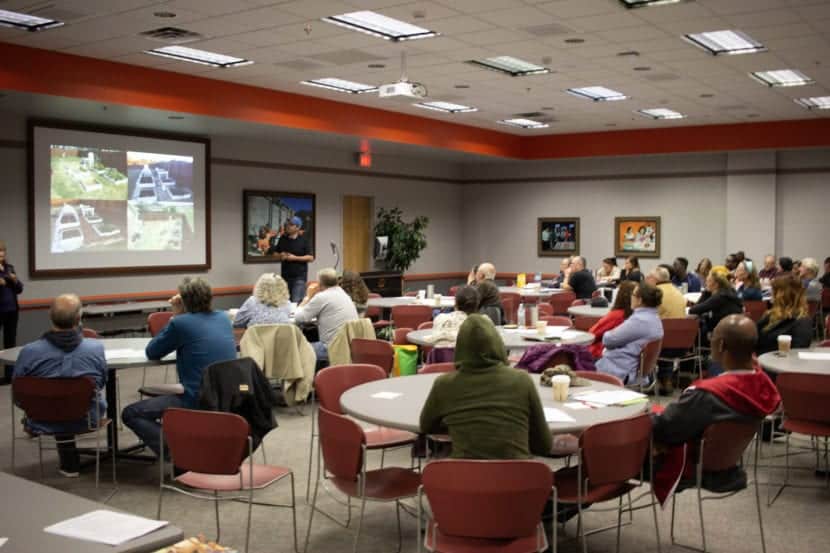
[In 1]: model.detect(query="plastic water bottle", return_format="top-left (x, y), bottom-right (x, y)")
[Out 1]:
top-left (534, 272), bottom-right (542, 283)
top-left (517, 303), bottom-right (525, 328)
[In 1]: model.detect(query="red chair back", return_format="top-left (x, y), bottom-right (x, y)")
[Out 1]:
top-left (162, 408), bottom-right (248, 475)
top-left (777, 373), bottom-right (830, 425)
top-left (659, 317), bottom-right (698, 350)
top-left (580, 414), bottom-right (652, 486)
top-left (148, 311), bottom-right (174, 337)
top-left (549, 291), bottom-right (577, 315)
top-left (417, 321), bottom-right (433, 330)
top-left (392, 305), bottom-right (433, 330)
top-left (350, 339), bottom-right (394, 376)
top-left (537, 303), bottom-right (553, 317)
top-left (808, 301), bottom-right (818, 318)
top-left (393, 327), bottom-right (413, 345)
top-left (367, 292), bottom-right (382, 320)
top-left (743, 300), bottom-right (767, 323)
top-left (418, 362), bottom-right (456, 374)
top-left (639, 339), bottom-right (663, 380)
top-left (318, 407), bottom-right (364, 482)
top-left (422, 459), bottom-right (552, 539)
top-left (574, 370), bottom-right (624, 387)
top-left (449, 286), bottom-right (461, 297)
top-left (573, 315), bottom-right (601, 331)
top-left (499, 292), bottom-right (521, 325)
top-left (540, 315), bottom-right (572, 327)
top-left (700, 420), bottom-right (759, 472)
top-left (12, 377), bottom-right (94, 423)
top-left (314, 364), bottom-right (387, 414)
top-left (404, 291), bottom-right (419, 297)
top-left (571, 299), bottom-right (586, 307)
top-left (823, 288), bottom-right (830, 310)
top-left (81, 327), bottom-right (100, 339)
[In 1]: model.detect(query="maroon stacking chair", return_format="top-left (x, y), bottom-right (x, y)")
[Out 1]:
top-left (658, 317), bottom-right (702, 381)
top-left (392, 305), bottom-right (433, 331)
top-left (418, 362), bottom-right (456, 374)
top-left (139, 311), bottom-right (182, 397)
top-left (671, 420), bottom-right (765, 553)
top-left (366, 292), bottom-right (391, 331)
top-left (159, 409), bottom-right (298, 553)
top-left (743, 300), bottom-right (767, 323)
top-left (349, 338), bottom-right (394, 376)
top-left (549, 291), bottom-right (577, 315)
top-left (418, 321), bottom-right (434, 330)
top-left (575, 370), bottom-right (624, 387)
top-left (540, 315), bottom-right (573, 328)
top-left (633, 338), bottom-right (663, 395)
top-left (500, 292), bottom-right (521, 325)
top-left (449, 285), bottom-right (461, 296)
top-left (419, 459), bottom-right (555, 553)
top-left (81, 327), bottom-right (99, 338)
top-left (405, 290), bottom-right (419, 297)
top-left (538, 303), bottom-right (553, 317)
top-left (573, 315), bottom-right (601, 332)
top-left (394, 327), bottom-right (414, 345)
top-left (11, 377), bottom-right (115, 491)
top-left (555, 414), bottom-right (660, 553)
top-left (306, 407), bottom-right (421, 553)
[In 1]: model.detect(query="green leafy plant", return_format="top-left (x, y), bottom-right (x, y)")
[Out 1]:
top-left (374, 207), bottom-right (429, 273)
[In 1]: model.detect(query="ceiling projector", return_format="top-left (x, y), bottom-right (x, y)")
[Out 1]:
top-left (379, 81), bottom-right (427, 99)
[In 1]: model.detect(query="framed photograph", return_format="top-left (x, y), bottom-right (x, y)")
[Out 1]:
top-left (615, 216), bottom-right (661, 258)
top-left (538, 218), bottom-right (580, 257)
top-left (243, 190), bottom-right (315, 263)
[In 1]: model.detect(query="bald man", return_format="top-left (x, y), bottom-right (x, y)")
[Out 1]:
top-left (467, 262), bottom-right (496, 285)
top-left (13, 294), bottom-right (107, 477)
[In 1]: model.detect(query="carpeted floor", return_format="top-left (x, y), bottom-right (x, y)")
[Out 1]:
top-left (2, 364), bottom-right (829, 553)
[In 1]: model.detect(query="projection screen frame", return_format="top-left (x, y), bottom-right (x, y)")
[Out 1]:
top-left (28, 119), bottom-right (212, 278)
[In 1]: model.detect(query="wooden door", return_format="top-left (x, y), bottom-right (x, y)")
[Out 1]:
top-left (342, 195), bottom-right (372, 272)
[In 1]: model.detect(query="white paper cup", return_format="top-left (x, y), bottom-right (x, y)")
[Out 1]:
top-left (536, 320), bottom-right (548, 336)
top-left (426, 284), bottom-right (435, 299)
top-left (417, 290), bottom-right (426, 300)
top-left (552, 374), bottom-right (570, 402)
top-left (778, 335), bottom-right (792, 355)
top-left (434, 293), bottom-right (442, 307)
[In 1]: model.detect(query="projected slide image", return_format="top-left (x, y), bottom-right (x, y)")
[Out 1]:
top-left (127, 203), bottom-right (194, 251)
top-left (50, 200), bottom-right (127, 253)
top-left (50, 146), bottom-right (128, 201)
top-left (127, 152), bottom-right (194, 204)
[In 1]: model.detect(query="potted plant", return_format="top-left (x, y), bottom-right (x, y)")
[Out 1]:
top-left (374, 207), bottom-right (429, 273)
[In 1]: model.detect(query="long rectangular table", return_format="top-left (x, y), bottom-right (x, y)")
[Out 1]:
top-left (0, 472), bottom-right (183, 553)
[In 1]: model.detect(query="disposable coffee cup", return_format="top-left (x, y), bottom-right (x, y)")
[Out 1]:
top-left (434, 293), bottom-right (442, 307)
top-left (552, 375), bottom-right (570, 402)
top-left (536, 320), bottom-right (548, 336)
top-left (417, 290), bottom-right (426, 300)
top-left (426, 284), bottom-right (435, 299)
top-left (777, 335), bottom-right (792, 355)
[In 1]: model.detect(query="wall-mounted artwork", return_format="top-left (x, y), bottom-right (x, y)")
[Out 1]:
top-left (615, 216), bottom-right (661, 258)
top-left (538, 218), bottom-right (580, 256)
top-left (243, 190), bottom-right (315, 263)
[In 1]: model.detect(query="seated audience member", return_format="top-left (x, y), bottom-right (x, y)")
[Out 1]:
top-left (476, 279), bottom-right (504, 326)
top-left (233, 273), bottom-right (292, 328)
top-left (672, 257), bottom-right (701, 292)
top-left (596, 283), bottom-right (664, 385)
top-left (339, 271), bottom-right (370, 316)
top-left (563, 256), bottom-right (597, 300)
top-left (467, 262), bottom-right (496, 285)
top-left (756, 275), bottom-right (814, 355)
top-left (651, 315), bottom-right (780, 496)
top-left (587, 281), bottom-right (636, 359)
top-left (696, 257), bottom-right (713, 281)
top-left (792, 259), bottom-right (802, 275)
top-left (758, 255), bottom-right (778, 281)
top-left (777, 256), bottom-right (794, 276)
top-left (821, 256), bottom-right (830, 289)
top-left (431, 286), bottom-right (479, 338)
top-left (734, 260), bottom-right (763, 301)
top-left (724, 253), bottom-right (739, 273)
top-left (798, 257), bottom-right (822, 303)
top-left (551, 257), bottom-right (571, 288)
top-left (647, 267), bottom-right (686, 319)
top-left (123, 277), bottom-right (237, 458)
top-left (294, 268), bottom-right (359, 363)
top-left (419, 314), bottom-right (552, 459)
top-left (689, 269), bottom-right (743, 343)
top-left (620, 256), bottom-right (643, 283)
top-left (14, 294), bottom-right (106, 477)
top-left (595, 257), bottom-right (621, 284)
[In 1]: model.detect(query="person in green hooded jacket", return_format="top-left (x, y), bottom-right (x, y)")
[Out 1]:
top-left (419, 314), bottom-right (553, 459)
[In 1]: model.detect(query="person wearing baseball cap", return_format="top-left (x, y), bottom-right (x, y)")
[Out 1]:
top-left (270, 215), bottom-right (314, 302)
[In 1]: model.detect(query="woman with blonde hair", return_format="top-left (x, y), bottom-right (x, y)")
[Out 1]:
top-left (233, 273), bottom-right (292, 328)
top-left (755, 275), bottom-right (813, 355)
top-left (689, 268), bottom-right (743, 344)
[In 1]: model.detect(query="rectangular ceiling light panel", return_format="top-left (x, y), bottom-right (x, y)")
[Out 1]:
top-left (638, 108), bottom-right (685, 119)
top-left (620, 0), bottom-right (687, 7)
top-left (0, 8), bottom-right (64, 31)
top-left (794, 96), bottom-right (830, 110)
top-left (145, 45), bottom-right (253, 67)
top-left (467, 56), bottom-right (550, 77)
top-left (750, 69), bottom-right (814, 87)
top-left (684, 30), bottom-right (766, 55)
top-left (498, 118), bottom-right (549, 129)
top-left (321, 11), bottom-right (438, 41)
top-left (301, 78), bottom-right (378, 94)
top-left (567, 86), bottom-right (627, 101)
top-left (414, 101), bottom-right (478, 113)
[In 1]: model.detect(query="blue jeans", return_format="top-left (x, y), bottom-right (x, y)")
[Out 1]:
top-left (311, 341), bottom-right (329, 363)
top-left (122, 395), bottom-right (186, 458)
top-left (285, 277), bottom-right (307, 303)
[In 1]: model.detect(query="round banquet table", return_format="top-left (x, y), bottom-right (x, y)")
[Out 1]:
top-left (406, 326), bottom-right (594, 350)
top-left (340, 373), bottom-right (649, 435)
top-left (367, 296), bottom-right (456, 309)
top-left (757, 348), bottom-right (830, 375)
top-left (498, 286), bottom-right (565, 298)
top-left (567, 305), bottom-right (610, 317)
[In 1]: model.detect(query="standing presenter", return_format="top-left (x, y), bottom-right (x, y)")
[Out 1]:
top-left (271, 216), bottom-right (314, 303)
top-left (0, 240), bottom-right (24, 385)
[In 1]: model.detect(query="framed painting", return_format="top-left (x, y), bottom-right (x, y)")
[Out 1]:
top-left (614, 216), bottom-right (661, 258)
top-left (538, 217), bottom-right (579, 257)
top-left (243, 190), bottom-right (315, 263)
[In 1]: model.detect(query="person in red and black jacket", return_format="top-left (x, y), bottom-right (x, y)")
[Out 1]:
top-left (0, 240), bottom-right (24, 385)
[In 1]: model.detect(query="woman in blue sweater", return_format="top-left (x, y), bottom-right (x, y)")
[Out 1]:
top-left (0, 240), bottom-right (24, 385)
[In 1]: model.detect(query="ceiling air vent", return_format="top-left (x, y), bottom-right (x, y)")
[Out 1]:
top-left (140, 27), bottom-right (203, 44)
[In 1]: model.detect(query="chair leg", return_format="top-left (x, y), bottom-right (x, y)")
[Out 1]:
top-left (305, 407), bottom-right (316, 502)
top-left (10, 400), bottom-right (15, 474)
top-left (214, 490), bottom-right (221, 543)
top-left (38, 437), bottom-right (44, 478)
top-left (651, 487), bottom-right (662, 553)
top-left (670, 493), bottom-right (677, 544)
top-left (156, 485), bottom-right (164, 520)
top-left (578, 500), bottom-right (587, 553)
top-left (304, 463), bottom-right (321, 553)
top-left (289, 473), bottom-right (300, 553)
top-left (353, 496), bottom-right (367, 553)
top-left (754, 469), bottom-right (767, 553)
top-left (95, 429), bottom-right (101, 490)
top-left (615, 495), bottom-right (623, 553)
top-left (551, 488), bottom-right (558, 553)
top-left (697, 485), bottom-right (707, 553)
top-left (244, 487), bottom-right (253, 553)
top-left (395, 500), bottom-right (403, 553)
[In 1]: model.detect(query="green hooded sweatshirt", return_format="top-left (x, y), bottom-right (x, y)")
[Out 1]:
top-left (419, 314), bottom-right (553, 459)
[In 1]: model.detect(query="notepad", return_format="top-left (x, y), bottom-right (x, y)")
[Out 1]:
top-left (543, 408), bottom-right (576, 423)
top-left (44, 510), bottom-right (169, 546)
top-left (370, 392), bottom-right (402, 400)
top-left (798, 352), bottom-right (830, 361)
top-left (573, 390), bottom-right (647, 406)
top-left (104, 349), bottom-right (145, 360)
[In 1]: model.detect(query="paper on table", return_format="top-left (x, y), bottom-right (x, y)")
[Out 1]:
top-left (573, 390), bottom-right (647, 406)
top-left (44, 510), bottom-right (169, 546)
top-left (798, 352), bottom-right (830, 361)
top-left (371, 392), bottom-right (402, 400)
top-left (563, 402), bottom-right (591, 410)
top-left (543, 407), bottom-right (576, 423)
top-left (0, 537), bottom-right (7, 548)
top-left (104, 349), bottom-right (145, 360)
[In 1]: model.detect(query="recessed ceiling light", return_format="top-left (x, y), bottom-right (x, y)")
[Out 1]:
top-left (321, 10), bottom-right (438, 41)
top-left (145, 45), bottom-right (253, 68)
top-left (300, 78), bottom-right (378, 94)
top-left (699, 93), bottom-right (715, 98)
top-left (794, 96), bottom-right (830, 110)
top-left (367, 63), bottom-right (386, 69)
top-left (747, 113), bottom-right (760, 118)
top-left (750, 69), bottom-right (814, 88)
top-left (633, 66), bottom-right (652, 71)
top-left (564, 38), bottom-right (585, 44)
top-left (454, 84), bottom-right (471, 89)
top-left (605, 123), bottom-right (618, 127)
top-left (498, 118), bottom-right (549, 129)
top-left (168, 115), bottom-right (185, 120)
top-left (638, 108), bottom-right (686, 120)
top-left (567, 86), bottom-right (627, 102)
top-left (467, 56), bottom-right (550, 77)
top-left (414, 101), bottom-right (477, 114)
top-left (617, 50), bottom-right (640, 57)
top-left (541, 106), bottom-right (555, 111)
top-left (0, 8), bottom-right (64, 31)
top-left (619, 0), bottom-right (687, 8)
top-left (153, 11), bottom-right (177, 18)
top-left (684, 30), bottom-right (766, 56)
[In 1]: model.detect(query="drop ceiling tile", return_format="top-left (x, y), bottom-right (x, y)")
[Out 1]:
top-left (747, 23), bottom-right (817, 42)
top-left (232, 22), bottom-right (347, 47)
top-left (764, 34), bottom-right (830, 52)
top-left (631, 2), bottom-right (715, 23)
top-left (474, 6), bottom-right (559, 28)
top-left (427, 15), bottom-right (494, 34)
top-left (536, 0), bottom-right (619, 19)
top-left (377, 1), bottom-right (462, 21)
top-left (566, 12), bottom-right (643, 33)
top-left (699, 0), bottom-right (789, 16)
top-left (456, 28), bottom-right (531, 46)
top-left (62, 36), bottom-right (160, 58)
top-left (597, 25), bottom-right (673, 44)
top-left (655, 16), bottom-right (733, 35)
top-left (278, 0), bottom-right (363, 19)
